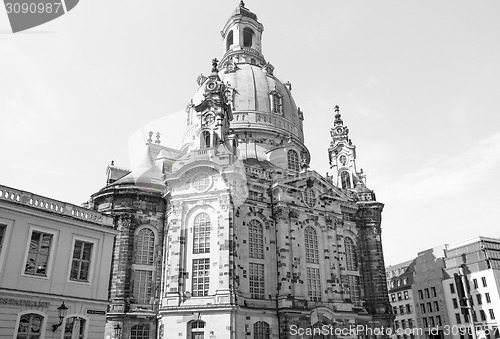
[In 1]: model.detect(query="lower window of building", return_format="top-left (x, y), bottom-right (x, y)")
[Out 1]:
top-left (131, 324), bottom-right (149, 339)
top-left (17, 313), bottom-right (43, 339)
top-left (64, 317), bottom-right (85, 339)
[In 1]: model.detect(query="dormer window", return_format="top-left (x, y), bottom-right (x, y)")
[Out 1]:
top-left (269, 89), bottom-right (283, 114)
top-left (287, 149), bottom-right (300, 172)
top-left (201, 131), bottom-right (211, 148)
top-left (340, 171), bottom-right (351, 189)
top-left (226, 30), bottom-right (233, 51)
top-left (243, 27), bottom-right (254, 48)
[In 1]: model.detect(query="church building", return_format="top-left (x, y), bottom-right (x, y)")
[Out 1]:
top-left (90, 3), bottom-right (393, 338)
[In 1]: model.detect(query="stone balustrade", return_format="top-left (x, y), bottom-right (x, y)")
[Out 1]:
top-left (0, 184), bottom-right (113, 227)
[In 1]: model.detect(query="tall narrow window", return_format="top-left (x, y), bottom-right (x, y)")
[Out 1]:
top-left (135, 228), bottom-right (155, 265)
top-left (25, 231), bottom-right (53, 276)
top-left (270, 91), bottom-right (283, 114)
top-left (201, 131), bottom-right (211, 148)
top-left (189, 320), bottom-right (205, 339)
top-left (304, 227), bottom-right (319, 264)
top-left (344, 237), bottom-right (357, 270)
top-left (132, 270), bottom-right (153, 304)
top-left (63, 317), bottom-right (85, 339)
top-left (193, 213), bottom-right (211, 254)
top-left (0, 224), bottom-right (6, 253)
top-left (340, 171), bottom-right (351, 189)
top-left (287, 150), bottom-right (300, 172)
top-left (243, 27), bottom-right (254, 48)
top-left (248, 220), bottom-right (264, 259)
top-left (307, 267), bottom-right (321, 302)
top-left (226, 30), bottom-right (233, 51)
top-left (347, 275), bottom-right (360, 305)
top-left (192, 258), bottom-right (210, 296)
top-left (16, 313), bottom-right (43, 339)
top-left (253, 321), bottom-right (270, 339)
top-left (131, 324), bottom-right (150, 339)
top-left (70, 240), bottom-right (93, 282)
top-left (249, 263), bottom-right (265, 299)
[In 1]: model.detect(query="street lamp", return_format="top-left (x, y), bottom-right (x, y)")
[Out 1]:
top-left (52, 302), bottom-right (68, 331)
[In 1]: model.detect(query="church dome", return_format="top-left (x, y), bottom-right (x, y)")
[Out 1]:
top-left (182, 2), bottom-right (307, 161)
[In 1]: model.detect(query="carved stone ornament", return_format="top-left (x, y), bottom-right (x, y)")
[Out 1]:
top-left (171, 201), bottom-right (182, 216)
top-left (218, 195), bottom-right (230, 211)
top-left (274, 206), bottom-right (290, 220)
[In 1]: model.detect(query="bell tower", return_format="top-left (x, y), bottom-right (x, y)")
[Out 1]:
top-left (220, 1), bottom-right (265, 67)
top-left (191, 59), bottom-right (237, 155)
top-left (328, 105), bottom-right (366, 189)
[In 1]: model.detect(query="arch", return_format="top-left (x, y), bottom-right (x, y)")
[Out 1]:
top-left (201, 131), bottom-right (211, 148)
top-left (193, 213), bottom-right (211, 254)
top-left (131, 324), bottom-right (150, 339)
top-left (135, 227), bottom-right (155, 265)
top-left (14, 310), bottom-right (47, 339)
top-left (61, 314), bottom-right (89, 339)
top-left (243, 27), bottom-right (254, 48)
top-left (253, 321), bottom-right (270, 339)
top-left (344, 237), bottom-right (357, 271)
top-left (248, 219), bottom-right (264, 259)
top-left (226, 30), bottom-right (233, 51)
top-left (287, 149), bottom-right (300, 172)
top-left (304, 226), bottom-right (319, 264)
top-left (340, 171), bottom-right (351, 189)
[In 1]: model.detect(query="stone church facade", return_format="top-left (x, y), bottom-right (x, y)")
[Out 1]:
top-left (90, 3), bottom-right (393, 339)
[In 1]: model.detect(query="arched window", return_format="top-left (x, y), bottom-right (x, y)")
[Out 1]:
top-left (188, 320), bottom-right (205, 339)
top-left (131, 324), bottom-right (150, 339)
top-left (243, 27), bottom-right (254, 48)
top-left (253, 321), bottom-right (270, 339)
top-left (287, 150), bottom-right (300, 172)
top-left (304, 226), bottom-right (319, 264)
top-left (63, 317), bottom-right (85, 339)
top-left (226, 30), bottom-right (233, 51)
top-left (192, 173), bottom-right (211, 192)
top-left (340, 171), bottom-right (351, 189)
top-left (201, 131), bottom-right (211, 148)
top-left (344, 237), bottom-right (357, 271)
top-left (248, 220), bottom-right (264, 259)
top-left (16, 313), bottom-right (43, 339)
top-left (135, 228), bottom-right (155, 265)
top-left (193, 213), bottom-right (211, 254)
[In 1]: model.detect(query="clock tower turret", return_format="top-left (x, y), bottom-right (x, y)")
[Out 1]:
top-left (328, 105), bottom-right (366, 190)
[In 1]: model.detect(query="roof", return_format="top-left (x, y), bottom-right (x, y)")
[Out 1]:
top-left (110, 145), bottom-right (165, 191)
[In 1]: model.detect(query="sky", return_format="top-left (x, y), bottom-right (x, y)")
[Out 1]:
top-left (1, 0), bottom-right (499, 266)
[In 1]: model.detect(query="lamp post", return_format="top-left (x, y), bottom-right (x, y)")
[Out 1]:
top-left (52, 302), bottom-right (68, 331)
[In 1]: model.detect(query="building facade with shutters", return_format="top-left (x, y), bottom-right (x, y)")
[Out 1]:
top-left (0, 185), bottom-right (117, 339)
top-left (90, 3), bottom-right (394, 339)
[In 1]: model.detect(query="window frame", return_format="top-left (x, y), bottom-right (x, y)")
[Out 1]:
top-left (253, 321), bottom-right (270, 339)
top-left (249, 262), bottom-right (265, 299)
top-left (134, 227), bottom-right (156, 265)
top-left (248, 220), bottom-right (264, 259)
top-left (130, 324), bottom-right (150, 339)
top-left (0, 217), bottom-right (13, 273)
top-left (21, 226), bottom-right (58, 279)
top-left (287, 149), bottom-right (300, 172)
top-left (67, 235), bottom-right (98, 284)
top-left (192, 258), bottom-right (210, 297)
top-left (60, 314), bottom-right (89, 339)
top-left (14, 310), bottom-right (47, 339)
top-left (304, 226), bottom-right (319, 264)
top-left (132, 269), bottom-right (153, 305)
top-left (193, 213), bottom-right (211, 255)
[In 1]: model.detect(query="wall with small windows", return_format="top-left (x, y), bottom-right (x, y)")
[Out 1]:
top-left (0, 185), bottom-right (117, 339)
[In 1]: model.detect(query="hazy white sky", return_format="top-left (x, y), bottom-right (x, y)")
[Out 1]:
top-left (1, 1), bottom-right (499, 265)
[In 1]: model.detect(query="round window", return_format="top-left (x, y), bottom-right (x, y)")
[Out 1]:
top-left (303, 187), bottom-right (317, 208)
top-left (192, 173), bottom-right (211, 192)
